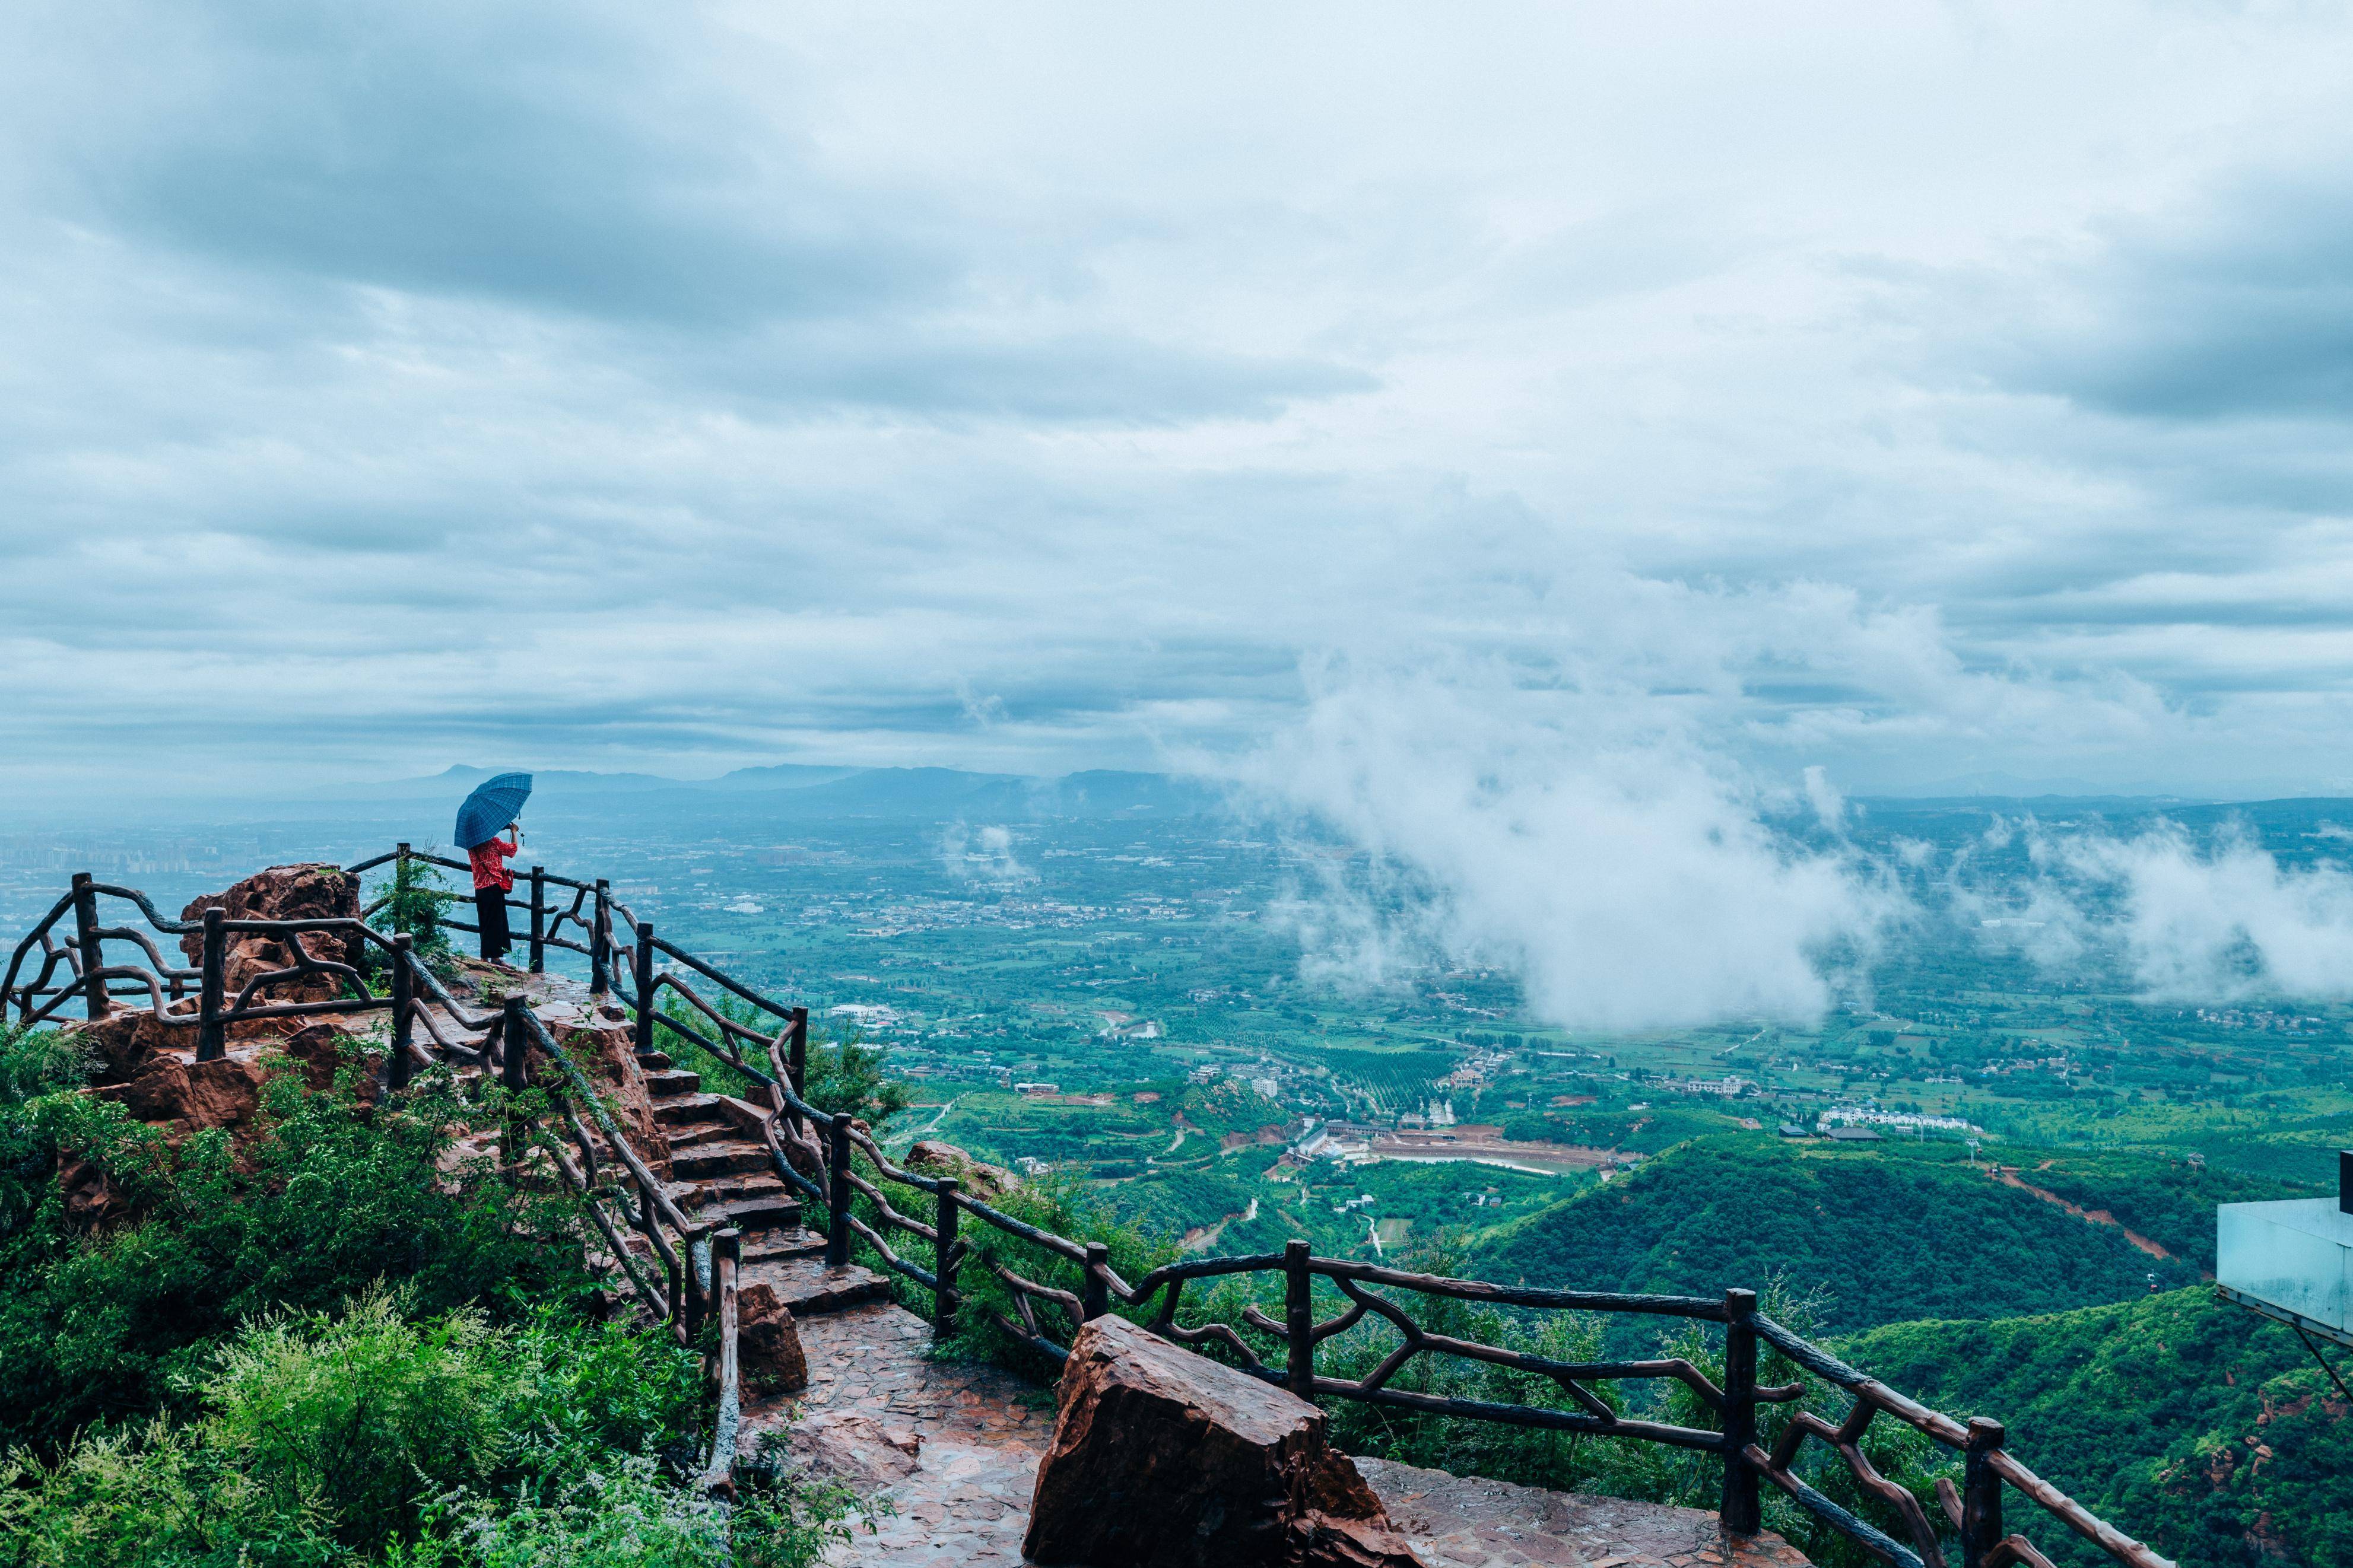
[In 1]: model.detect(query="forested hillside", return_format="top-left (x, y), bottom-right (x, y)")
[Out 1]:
top-left (1841, 1290), bottom-right (2351, 1568)
top-left (1478, 1137), bottom-right (2201, 1331)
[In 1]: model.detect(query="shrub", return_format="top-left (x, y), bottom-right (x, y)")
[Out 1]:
top-left (0, 1061), bottom-right (592, 1448)
top-left (366, 854), bottom-right (459, 980)
top-left (0, 1293), bottom-right (851, 1568)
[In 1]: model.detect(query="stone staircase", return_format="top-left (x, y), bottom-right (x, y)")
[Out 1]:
top-left (422, 965), bottom-right (891, 1326)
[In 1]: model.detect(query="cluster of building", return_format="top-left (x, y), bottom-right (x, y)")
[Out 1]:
top-left (1817, 1105), bottom-right (1980, 1136)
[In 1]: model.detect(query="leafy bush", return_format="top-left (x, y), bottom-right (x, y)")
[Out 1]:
top-left (0, 1292), bottom-right (856, 1568)
top-left (0, 1060), bottom-right (589, 1447)
top-left (0, 1023), bottom-right (92, 1109)
top-left (366, 854), bottom-right (459, 979)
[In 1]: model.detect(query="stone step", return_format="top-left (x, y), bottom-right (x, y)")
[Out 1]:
top-left (638, 1050), bottom-right (675, 1070)
top-left (742, 1226), bottom-right (829, 1264)
top-left (700, 1191), bottom-right (805, 1233)
top-left (653, 1091), bottom-right (730, 1125)
top-left (670, 1138), bottom-right (768, 1179)
top-left (644, 1068), bottom-right (702, 1099)
top-left (663, 1118), bottom-right (736, 1151)
top-left (743, 1254), bottom-right (892, 1317)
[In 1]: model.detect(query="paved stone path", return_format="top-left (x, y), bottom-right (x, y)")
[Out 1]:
top-left (745, 1299), bottom-right (1810, 1568)
top-left (742, 1302), bottom-right (1049, 1566)
top-left (1359, 1458), bottom-right (1812, 1568)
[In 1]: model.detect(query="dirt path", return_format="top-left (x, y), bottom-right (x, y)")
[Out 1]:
top-left (1990, 1168), bottom-right (2176, 1261)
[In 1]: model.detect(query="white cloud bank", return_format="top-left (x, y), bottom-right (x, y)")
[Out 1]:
top-left (1973, 824), bottom-right (2353, 1003)
top-left (939, 822), bottom-right (1036, 887)
top-left (1233, 656), bottom-right (2353, 1029)
top-left (1234, 666), bottom-right (1904, 1031)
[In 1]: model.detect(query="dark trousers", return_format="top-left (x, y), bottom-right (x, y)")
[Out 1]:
top-left (476, 885), bottom-right (512, 961)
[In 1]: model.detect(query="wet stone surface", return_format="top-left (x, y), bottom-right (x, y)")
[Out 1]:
top-left (742, 1302), bottom-right (1049, 1566)
top-left (1358, 1458), bottom-right (1813, 1568)
top-left (742, 1301), bottom-right (1810, 1568)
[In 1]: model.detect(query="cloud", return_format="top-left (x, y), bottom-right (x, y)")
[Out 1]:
top-left (939, 822), bottom-right (1036, 887)
top-left (1943, 816), bottom-right (2353, 1002)
top-left (11, 1), bottom-right (2353, 807)
top-left (1984, 171), bottom-right (2353, 424)
top-left (2051, 825), bottom-right (2353, 1000)
top-left (1230, 663), bottom-right (1905, 1031)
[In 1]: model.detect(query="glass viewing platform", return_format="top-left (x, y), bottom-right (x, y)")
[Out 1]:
top-left (2217, 1153), bottom-right (2353, 1349)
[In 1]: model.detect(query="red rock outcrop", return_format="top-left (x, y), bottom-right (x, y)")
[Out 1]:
top-left (1023, 1314), bottom-right (1422, 1568)
top-left (177, 863), bottom-right (365, 1006)
top-left (904, 1139), bottom-right (1020, 1198)
top-left (738, 1280), bottom-right (811, 1394)
top-left (67, 1001), bottom-right (201, 1083)
top-left (557, 1010), bottom-right (669, 1163)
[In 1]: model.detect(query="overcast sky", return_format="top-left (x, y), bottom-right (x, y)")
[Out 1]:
top-left (8, 1), bottom-right (2353, 804)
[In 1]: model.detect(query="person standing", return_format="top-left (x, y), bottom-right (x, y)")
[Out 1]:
top-left (468, 822), bottom-right (522, 962)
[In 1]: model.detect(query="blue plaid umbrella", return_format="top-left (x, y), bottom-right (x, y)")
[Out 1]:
top-left (454, 772), bottom-right (532, 850)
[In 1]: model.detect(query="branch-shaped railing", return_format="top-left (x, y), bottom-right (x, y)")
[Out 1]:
top-left (2, 848), bottom-right (2176, 1565)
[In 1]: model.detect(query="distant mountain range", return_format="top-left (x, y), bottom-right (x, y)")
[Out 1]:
top-left (320, 764), bottom-right (1230, 822)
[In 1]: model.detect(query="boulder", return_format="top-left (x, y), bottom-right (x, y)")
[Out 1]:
top-left (178, 864), bottom-right (365, 1007)
top-left (1023, 1315), bottom-right (1422, 1568)
top-left (905, 1139), bottom-right (1020, 1199)
top-left (64, 1001), bottom-right (198, 1083)
top-left (737, 1281), bottom-right (809, 1394)
top-left (97, 1051), bottom-right (272, 1137)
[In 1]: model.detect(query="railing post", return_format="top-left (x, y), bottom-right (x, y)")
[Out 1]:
top-left (788, 1006), bottom-right (808, 1098)
top-left (1082, 1241), bottom-right (1110, 1322)
top-left (634, 922), bottom-right (656, 1058)
top-left (196, 907), bottom-right (227, 1062)
top-left (528, 866), bottom-right (546, 974)
top-left (826, 1112), bottom-right (853, 1267)
top-left (501, 995), bottom-right (530, 1091)
top-left (1285, 1239), bottom-right (1315, 1400)
top-left (1963, 1417), bottom-right (2006, 1568)
top-left (713, 1227), bottom-right (741, 1375)
top-left (496, 995), bottom-right (531, 1171)
top-left (935, 1176), bottom-right (961, 1340)
top-left (590, 879), bottom-right (611, 995)
top-left (684, 1229), bottom-right (709, 1343)
top-left (1720, 1287), bottom-right (1761, 1535)
top-left (70, 872), bottom-right (109, 1020)
top-left (385, 933), bottom-right (415, 1090)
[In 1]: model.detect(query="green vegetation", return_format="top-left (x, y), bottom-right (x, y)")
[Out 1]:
top-left (0, 1025), bottom-right (865, 1566)
top-left (366, 854), bottom-right (458, 978)
top-left (0, 1061), bottom-right (583, 1446)
top-left (1986, 1150), bottom-right (2306, 1272)
top-left (0, 1291), bottom-right (859, 1567)
top-left (1841, 1289), bottom-right (2352, 1568)
top-left (1478, 1138), bottom-right (2202, 1333)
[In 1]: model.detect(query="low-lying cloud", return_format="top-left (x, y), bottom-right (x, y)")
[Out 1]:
top-left (1234, 666), bottom-right (1904, 1031)
top-left (939, 822), bottom-right (1036, 887)
top-left (1966, 822), bottom-right (2353, 1002)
